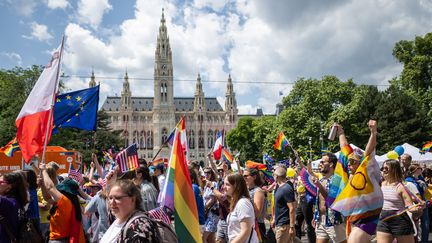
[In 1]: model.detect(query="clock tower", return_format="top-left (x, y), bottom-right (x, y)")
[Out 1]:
top-left (153, 8), bottom-right (175, 156)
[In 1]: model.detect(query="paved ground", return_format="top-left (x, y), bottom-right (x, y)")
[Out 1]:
top-left (296, 233), bottom-right (432, 243)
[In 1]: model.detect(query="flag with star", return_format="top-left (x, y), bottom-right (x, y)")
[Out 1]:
top-left (53, 85), bottom-right (99, 133)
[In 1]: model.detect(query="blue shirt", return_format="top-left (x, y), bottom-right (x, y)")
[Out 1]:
top-left (192, 184), bottom-right (205, 225)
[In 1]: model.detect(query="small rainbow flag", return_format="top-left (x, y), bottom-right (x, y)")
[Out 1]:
top-left (421, 141), bottom-right (432, 152)
top-left (0, 137), bottom-right (20, 157)
top-left (222, 148), bottom-right (233, 165)
top-left (246, 160), bottom-right (274, 183)
top-left (274, 131), bottom-right (289, 152)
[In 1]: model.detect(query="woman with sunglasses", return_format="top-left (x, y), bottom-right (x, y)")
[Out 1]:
top-left (101, 179), bottom-right (160, 242)
top-left (243, 167), bottom-right (267, 242)
top-left (376, 159), bottom-right (418, 243)
top-left (0, 171), bottom-right (29, 242)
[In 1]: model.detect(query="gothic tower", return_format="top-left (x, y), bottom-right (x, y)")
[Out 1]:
top-left (153, 8), bottom-right (175, 156)
top-left (194, 73), bottom-right (207, 156)
top-left (225, 74), bottom-right (238, 128)
top-left (121, 71), bottom-right (132, 147)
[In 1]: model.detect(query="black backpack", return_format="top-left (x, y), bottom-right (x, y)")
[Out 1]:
top-left (0, 213), bottom-right (43, 243)
top-left (119, 211), bottom-right (178, 243)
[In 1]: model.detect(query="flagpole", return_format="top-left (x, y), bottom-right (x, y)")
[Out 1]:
top-left (41, 35), bottom-right (65, 164)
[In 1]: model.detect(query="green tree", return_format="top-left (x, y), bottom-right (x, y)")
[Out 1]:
top-left (0, 65), bottom-right (44, 144)
top-left (373, 85), bottom-right (431, 153)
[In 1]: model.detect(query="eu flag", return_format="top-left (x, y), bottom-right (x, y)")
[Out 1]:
top-left (53, 85), bottom-right (99, 133)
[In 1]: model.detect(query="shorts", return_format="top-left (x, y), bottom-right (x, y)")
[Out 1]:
top-left (377, 211), bottom-right (414, 236)
top-left (216, 219), bottom-right (228, 242)
top-left (275, 224), bottom-right (294, 243)
top-left (315, 216), bottom-right (346, 243)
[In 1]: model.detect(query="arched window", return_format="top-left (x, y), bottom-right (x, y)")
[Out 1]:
top-left (207, 130), bottom-right (214, 148)
top-left (198, 130), bottom-right (204, 148)
top-left (188, 130), bottom-right (195, 149)
top-left (140, 131), bottom-right (146, 149)
top-left (161, 128), bottom-right (168, 144)
top-left (147, 131), bottom-right (153, 149)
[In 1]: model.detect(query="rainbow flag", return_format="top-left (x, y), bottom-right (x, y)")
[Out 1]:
top-left (171, 130), bottom-right (202, 243)
top-left (299, 167), bottom-right (317, 197)
top-left (0, 137), bottom-right (20, 157)
top-left (421, 141), bottom-right (432, 152)
top-left (326, 144), bottom-right (352, 206)
top-left (330, 155), bottom-right (383, 236)
top-left (222, 148), bottom-right (233, 165)
top-left (245, 160), bottom-right (274, 183)
top-left (274, 131), bottom-right (289, 152)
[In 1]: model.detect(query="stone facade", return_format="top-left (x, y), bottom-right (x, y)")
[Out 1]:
top-left (99, 10), bottom-right (237, 162)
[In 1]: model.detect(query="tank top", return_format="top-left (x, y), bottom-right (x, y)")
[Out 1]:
top-left (382, 184), bottom-right (405, 211)
top-left (249, 186), bottom-right (268, 223)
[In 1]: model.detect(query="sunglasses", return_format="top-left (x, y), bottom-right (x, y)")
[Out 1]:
top-left (204, 171), bottom-right (212, 174)
top-left (243, 174), bottom-right (250, 178)
top-left (348, 159), bottom-right (360, 165)
top-left (108, 195), bottom-right (130, 202)
top-left (380, 167), bottom-right (389, 172)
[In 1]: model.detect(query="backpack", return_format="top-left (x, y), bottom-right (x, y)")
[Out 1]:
top-left (0, 213), bottom-right (43, 243)
top-left (119, 211), bottom-right (178, 243)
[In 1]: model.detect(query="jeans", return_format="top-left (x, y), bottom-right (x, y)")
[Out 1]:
top-left (421, 206), bottom-right (429, 243)
top-left (295, 196), bottom-right (315, 243)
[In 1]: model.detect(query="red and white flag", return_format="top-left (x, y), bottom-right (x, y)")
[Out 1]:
top-left (213, 130), bottom-right (223, 160)
top-left (15, 38), bottom-right (64, 163)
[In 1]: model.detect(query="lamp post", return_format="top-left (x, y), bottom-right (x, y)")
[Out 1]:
top-left (308, 136), bottom-right (312, 161)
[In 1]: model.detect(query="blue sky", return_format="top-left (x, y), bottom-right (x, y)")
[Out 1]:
top-left (1, 0), bottom-right (432, 114)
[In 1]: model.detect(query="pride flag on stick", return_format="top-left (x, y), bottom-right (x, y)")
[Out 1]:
top-left (274, 131), bottom-right (289, 152)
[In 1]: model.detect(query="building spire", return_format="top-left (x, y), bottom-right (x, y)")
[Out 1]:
top-left (194, 73), bottom-right (205, 111)
top-left (89, 67), bottom-right (96, 87)
top-left (225, 74), bottom-right (237, 125)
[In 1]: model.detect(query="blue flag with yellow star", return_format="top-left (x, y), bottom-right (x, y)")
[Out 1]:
top-left (53, 85), bottom-right (99, 133)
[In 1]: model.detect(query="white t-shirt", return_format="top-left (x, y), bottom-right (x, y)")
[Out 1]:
top-left (100, 219), bottom-right (126, 243)
top-left (227, 198), bottom-right (259, 243)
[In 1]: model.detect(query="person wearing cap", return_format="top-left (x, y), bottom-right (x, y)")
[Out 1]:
top-left (333, 120), bottom-right (380, 243)
top-left (153, 163), bottom-right (166, 190)
top-left (85, 181), bottom-right (109, 243)
top-left (405, 163), bottom-right (428, 243)
top-left (39, 161), bottom-right (86, 242)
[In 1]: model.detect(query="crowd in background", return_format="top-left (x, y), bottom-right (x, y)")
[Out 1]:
top-left (0, 120), bottom-right (432, 243)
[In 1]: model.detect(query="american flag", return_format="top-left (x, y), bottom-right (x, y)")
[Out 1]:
top-left (148, 206), bottom-right (171, 225)
top-left (68, 163), bottom-right (83, 183)
top-left (115, 144), bottom-right (139, 173)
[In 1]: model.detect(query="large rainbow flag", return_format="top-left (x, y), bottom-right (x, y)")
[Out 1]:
top-left (330, 155), bottom-right (383, 236)
top-left (171, 130), bottom-right (202, 243)
top-left (274, 131), bottom-right (289, 152)
top-left (326, 144), bottom-right (352, 206)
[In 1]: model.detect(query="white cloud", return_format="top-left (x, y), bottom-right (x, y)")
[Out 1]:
top-left (77, 0), bottom-right (112, 28)
top-left (22, 22), bottom-right (54, 42)
top-left (46, 0), bottom-right (69, 9)
top-left (59, 0), bottom-right (432, 115)
top-left (1, 52), bottom-right (22, 66)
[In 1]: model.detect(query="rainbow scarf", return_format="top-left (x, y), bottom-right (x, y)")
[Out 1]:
top-left (164, 130), bottom-right (202, 243)
top-left (326, 144), bottom-right (352, 206)
top-left (422, 141), bottom-right (432, 152)
top-left (299, 167), bottom-right (317, 197)
top-left (274, 131), bottom-right (289, 152)
top-left (330, 155), bottom-right (383, 236)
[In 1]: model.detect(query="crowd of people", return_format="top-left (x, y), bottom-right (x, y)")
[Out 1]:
top-left (0, 119), bottom-right (431, 243)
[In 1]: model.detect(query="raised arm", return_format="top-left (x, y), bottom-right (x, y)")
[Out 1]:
top-left (39, 162), bottom-right (63, 202)
top-left (92, 153), bottom-right (104, 179)
top-left (335, 123), bottom-right (348, 149)
top-left (364, 120), bottom-right (377, 157)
